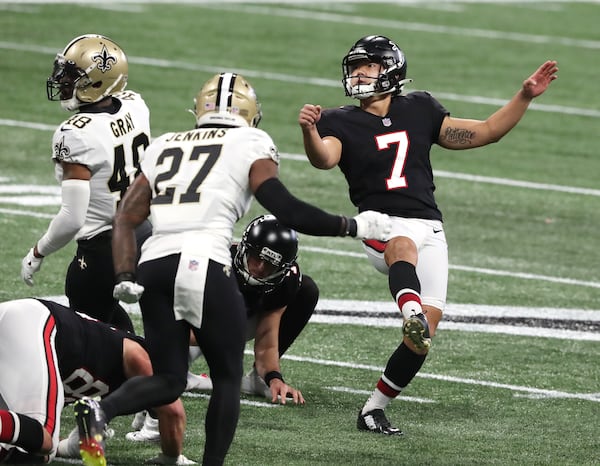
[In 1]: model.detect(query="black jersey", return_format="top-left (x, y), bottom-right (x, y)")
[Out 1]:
top-left (230, 245), bottom-right (302, 318)
top-left (317, 91), bottom-right (449, 221)
top-left (37, 299), bottom-right (143, 404)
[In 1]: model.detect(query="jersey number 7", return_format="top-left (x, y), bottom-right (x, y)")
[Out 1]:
top-left (376, 131), bottom-right (409, 190)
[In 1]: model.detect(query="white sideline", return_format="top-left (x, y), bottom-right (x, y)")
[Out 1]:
top-left (45, 295), bottom-right (600, 341)
top-left (42, 295), bottom-right (599, 402)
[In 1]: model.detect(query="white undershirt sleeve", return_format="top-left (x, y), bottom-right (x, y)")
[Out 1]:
top-left (36, 179), bottom-right (91, 257)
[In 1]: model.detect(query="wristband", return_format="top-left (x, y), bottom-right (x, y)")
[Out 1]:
top-left (115, 272), bottom-right (136, 283)
top-left (264, 371), bottom-right (284, 387)
top-left (347, 218), bottom-right (357, 237)
top-left (339, 216), bottom-right (357, 237)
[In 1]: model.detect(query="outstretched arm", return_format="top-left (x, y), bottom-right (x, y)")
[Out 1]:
top-left (438, 60), bottom-right (558, 150)
top-left (250, 159), bottom-right (391, 240)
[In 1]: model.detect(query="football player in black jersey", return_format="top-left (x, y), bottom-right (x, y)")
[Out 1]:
top-left (128, 215), bottom-right (315, 443)
top-left (206, 214), bottom-right (315, 404)
top-left (298, 35), bottom-right (558, 435)
top-left (233, 215), bottom-right (315, 404)
top-left (0, 298), bottom-right (191, 464)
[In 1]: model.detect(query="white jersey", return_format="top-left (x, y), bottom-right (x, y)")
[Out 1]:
top-left (51, 90), bottom-right (151, 240)
top-left (139, 126), bottom-right (279, 267)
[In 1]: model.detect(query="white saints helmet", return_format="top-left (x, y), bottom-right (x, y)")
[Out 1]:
top-left (46, 34), bottom-right (128, 111)
top-left (193, 72), bottom-right (262, 128)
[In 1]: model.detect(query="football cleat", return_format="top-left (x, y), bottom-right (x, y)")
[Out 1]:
top-left (402, 313), bottom-right (431, 351)
top-left (357, 409), bottom-right (404, 436)
top-left (57, 427), bottom-right (80, 458)
top-left (186, 372), bottom-right (213, 391)
top-left (74, 397), bottom-right (107, 466)
top-left (126, 413), bottom-right (160, 443)
top-left (131, 410), bottom-right (147, 430)
top-left (144, 453), bottom-right (198, 465)
top-left (58, 424), bottom-right (114, 459)
top-left (240, 366), bottom-right (271, 399)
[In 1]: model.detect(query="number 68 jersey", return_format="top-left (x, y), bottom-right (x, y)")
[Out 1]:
top-left (50, 90), bottom-right (151, 240)
top-left (139, 125), bottom-right (279, 267)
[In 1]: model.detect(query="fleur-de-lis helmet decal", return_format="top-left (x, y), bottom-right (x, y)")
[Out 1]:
top-left (92, 45), bottom-right (118, 73)
top-left (46, 34), bottom-right (128, 111)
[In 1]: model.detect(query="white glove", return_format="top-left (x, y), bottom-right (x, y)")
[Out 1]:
top-left (21, 247), bottom-right (44, 286)
top-left (353, 210), bottom-right (392, 240)
top-left (113, 281), bottom-right (145, 303)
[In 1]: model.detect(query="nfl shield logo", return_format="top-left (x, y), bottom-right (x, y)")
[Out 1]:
top-left (188, 259), bottom-right (199, 271)
top-left (382, 118), bottom-right (392, 127)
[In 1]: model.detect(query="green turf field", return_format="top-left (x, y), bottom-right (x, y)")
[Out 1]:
top-left (1, 1), bottom-right (599, 465)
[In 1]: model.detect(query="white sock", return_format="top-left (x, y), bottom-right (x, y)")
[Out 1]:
top-left (361, 388), bottom-right (394, 414)
top-left (395, 288), bottom-right (423, 321)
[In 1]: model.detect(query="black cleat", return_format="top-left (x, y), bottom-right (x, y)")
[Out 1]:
top-left (74, 397), bottom-right (107, 466)
top-left (357, 409), bottom-right (404, 436)
top-left (403, 313), bottom-right (431, 351)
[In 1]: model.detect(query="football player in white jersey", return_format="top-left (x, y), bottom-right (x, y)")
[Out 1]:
top-left (20, 34), bottom-right (151, 333)
top-left (71, 72), bottom-right (393, 466)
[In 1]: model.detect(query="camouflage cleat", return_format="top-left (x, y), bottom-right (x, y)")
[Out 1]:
top-left (402, 313), bottom-right (431, 351)
top-left (357, 409), bottom-right (403, 436)
top-left (74, 397), bottom-right (107, 466)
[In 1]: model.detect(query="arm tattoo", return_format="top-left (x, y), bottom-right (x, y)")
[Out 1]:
top-left (442, 127), bottom-right (476, 145)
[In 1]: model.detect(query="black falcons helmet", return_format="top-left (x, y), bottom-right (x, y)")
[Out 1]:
top-left (234, 215), bottom-right (298, 291)
top-left (342, 35), bottom-right (411, 99)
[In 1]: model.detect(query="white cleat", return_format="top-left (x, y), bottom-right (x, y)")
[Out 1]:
top-left (186, 372), bottom-right (213, 391)
top-left (125, 413), bottom-right (160, 443)
top-left (144, 453), bottom-right (198, 465)
top-left (131, 410), bottom-right (147, 430)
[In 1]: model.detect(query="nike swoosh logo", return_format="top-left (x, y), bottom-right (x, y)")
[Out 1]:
top-left (433, 228), bottom-right (443, 234)
top-left (60, 127), bottom-right (72, 132)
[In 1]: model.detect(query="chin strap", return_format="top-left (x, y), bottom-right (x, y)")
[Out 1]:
top-left (396, 78), bottom-right (413, 89)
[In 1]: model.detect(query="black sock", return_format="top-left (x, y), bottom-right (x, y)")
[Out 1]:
top-left (0, 411), bottom-right (44, 453)
top-left (383, 342), bottom-right (427, 388)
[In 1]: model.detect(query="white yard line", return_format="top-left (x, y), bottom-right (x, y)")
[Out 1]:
top-left (282, 354), bottom-right (600, 403)
top-left (326, 386), bottom-right (436, 403)
top-left (204, 4), bottom-right (600, 51)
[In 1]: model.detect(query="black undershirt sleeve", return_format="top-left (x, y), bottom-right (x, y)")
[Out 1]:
top-left (254, 177), bottom-right (356, 237)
